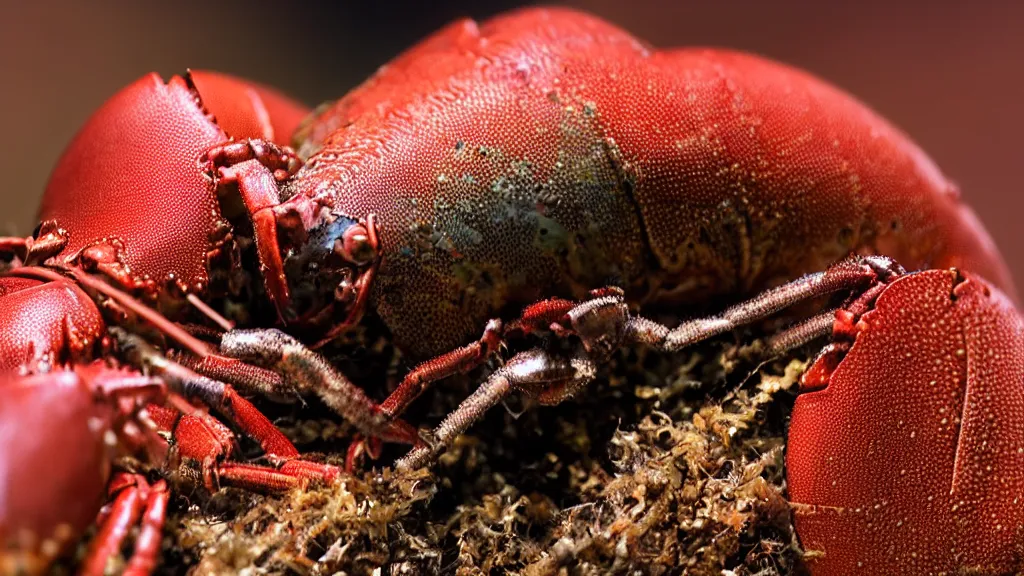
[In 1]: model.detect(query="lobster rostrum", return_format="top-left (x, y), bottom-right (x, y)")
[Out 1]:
top-left (3, 6), bottom-right (1022, 575)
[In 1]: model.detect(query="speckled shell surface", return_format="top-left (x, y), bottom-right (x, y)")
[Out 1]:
top-left (0, 370), bottom-right (112, 568)
top-left (0, 277), bottom-right (104, 371)
top-left (38, 74), bottom-right (227, 294)
top-left (37, 71), bottom-right (308, 295)
top-left (788, 270), bottom-right (1024, 574)
top-left (286, 8), bottom-right (1013, 359)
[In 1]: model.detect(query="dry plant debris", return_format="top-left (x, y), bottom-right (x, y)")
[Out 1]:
top-left (123, 336), bottom-right (812, 576)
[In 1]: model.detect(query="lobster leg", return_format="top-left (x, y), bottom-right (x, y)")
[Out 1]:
top-left (112, 328), bottom-right (340, 485)
top-left (623, 255), bottom-right (901, 352)
top-left (376, 287), bottom-right (626, 421)
top-left (341, 293), bottom-right (619, 465)
top-left (378, 319), bottom-right (504, 418)
top-left (81, 473), bottom-right (166, 576)
top-left (114, 329), bottom-right (299, 458)
top-left (202, 140), bottom-right (302, 320)
top-left (373, 289), bottom-right (618, 426)
top-left (147, 404), bottom-right (337, 491)
top-left (216, 461), bottom-right (327, 492)
top-left (333, 319), bottom-right (504, 467)
top-left (383, 254), bottom-right (891, 427)
top-left (171, 351), bottom-right (289, 401)
top-left (396, 348), bottom-right (597, 471)
top-left (397, 255), bottom-right (907, 469)
top-left (0, 221), bottom-right (68, 265)
top-left (36, 270), bottom-right (339, 484)
top-left (123, 478), bottom-right (168, 576)
top-left (216, 328), bottom-right (422, 449)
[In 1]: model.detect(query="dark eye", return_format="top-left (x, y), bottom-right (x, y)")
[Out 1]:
top-left (335, 223), bottom-right (377, 265)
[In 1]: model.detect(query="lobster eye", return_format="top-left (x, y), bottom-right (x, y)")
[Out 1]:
top-left (334, 268), bottom-right (357, 303)
top-left (335, 223), bottom-right (377, 266)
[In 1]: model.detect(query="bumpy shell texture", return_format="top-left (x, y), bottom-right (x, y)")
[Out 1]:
top-left (287, 7), bottom-right (1014, 359)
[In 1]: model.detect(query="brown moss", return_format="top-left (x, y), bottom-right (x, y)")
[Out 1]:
top-left (143, 338), bottom-right (808, 575)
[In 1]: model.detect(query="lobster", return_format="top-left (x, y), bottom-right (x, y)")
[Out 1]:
top-left (0, 73), bottom-right (349, 573)
top-left (3, 6), bottom-right (1022, 574)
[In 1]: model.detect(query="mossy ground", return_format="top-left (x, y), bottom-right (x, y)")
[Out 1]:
top-left (64, 321), bottom-right (811, 575)
top-left (146, 327), bottom-right (809, 575)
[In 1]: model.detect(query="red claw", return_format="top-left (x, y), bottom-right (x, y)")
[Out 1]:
top-left (788, 270), bottom-right (1024, 574)
top-left (0, 365), bottom-right (164, 574)
top-left (188, 70), bottom-right (308, 145)
top-left (39, 73), bottom-right (227, 294)
top-left (0, 69), bottom-right (319, 575)
top-left (37, 69), bottom-right (308, 298)
top-left (0, 276), bottom-right (105, 371)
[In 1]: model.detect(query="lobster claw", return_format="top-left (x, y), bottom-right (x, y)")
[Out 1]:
top-left (188, 70), bottom-right (308, 146)
top-left (38, 70), bottom-right (307, 304)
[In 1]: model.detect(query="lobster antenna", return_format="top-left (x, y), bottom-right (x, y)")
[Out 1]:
top-left (185, 293), bottom-right (235, 332)
top-left (62, 267), bottom-right (214, 358)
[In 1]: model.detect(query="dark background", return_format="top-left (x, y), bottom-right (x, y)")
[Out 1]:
top-left (2, 0), bottom-right (1020, 290)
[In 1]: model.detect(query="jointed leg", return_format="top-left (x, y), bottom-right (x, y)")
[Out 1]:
top-left (375, 290), bottom-right (619, 423)
top-left (396, 348), bottom-right (596, 471)
top-left (759, 311), bottom-right (837, 358)
top-left (111, 328), bottom-right (340, 488)
top-left (81, 474), bottom-right (168, 576)
top-left (215, 462), bottom-right (328, 493)
top-left (66, 277), bottom-right (340, 484)
top-left (0, 220), bottom-right (68, 265)
top-left (172, 351), bottom-right (289, 402)
top-left (209, 328), bottom-right (427, 471)
top-left (378, 289), bottom-right (623, 425)
top-left (379, 319), bottom-right (504, 418)
top-left (113, 328), bottom-right (301, 459)
top-left (625, 255), bottom-right (901, 351)
top-left (397, 255), bottom-right (904, 469)
top-left (83, 475), bottom-right (144, 576)
top-left (146, 402), bottom-right (338, 492)
top-left (201, 140), bottom-right (303, 319)
top-left (208, 301), bottom-right (604, 470)
top-left (123, 479), bottom-right (168, 576)
top-left (217, 328), bottom-right (421, 448)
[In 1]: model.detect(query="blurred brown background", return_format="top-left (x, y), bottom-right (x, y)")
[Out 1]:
top-left (2, 0), bottom-right (1020, 290)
